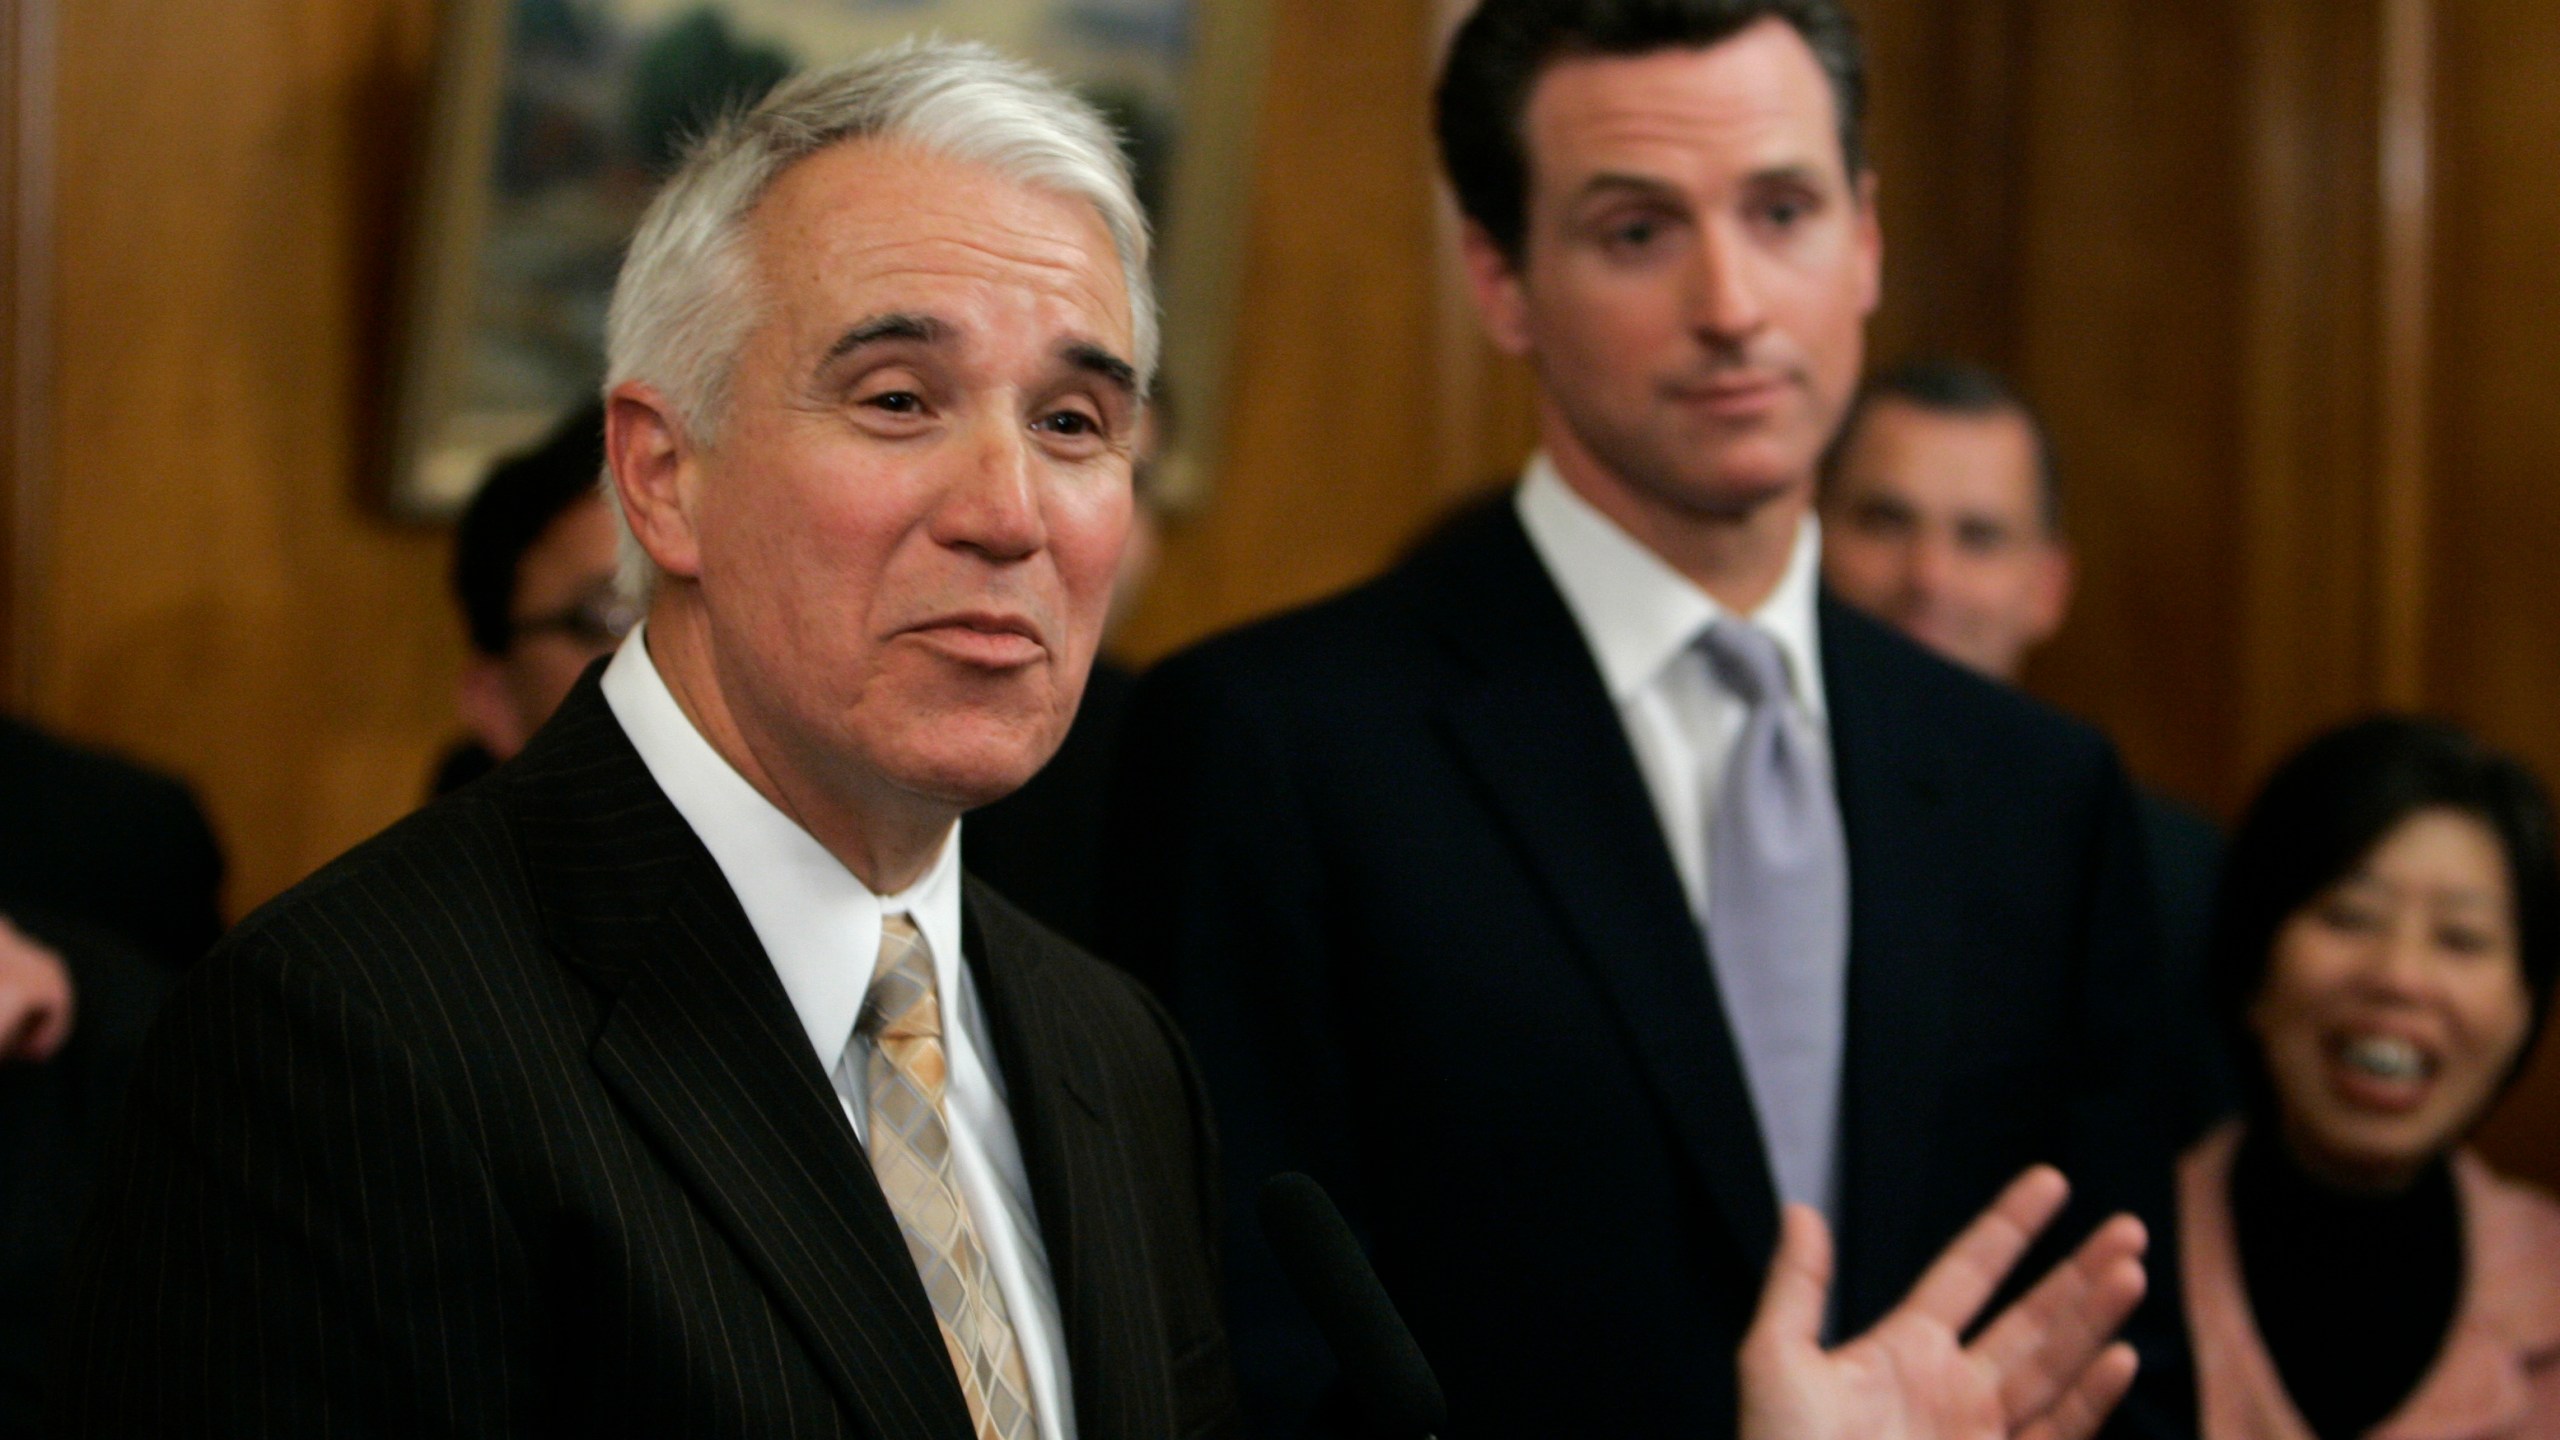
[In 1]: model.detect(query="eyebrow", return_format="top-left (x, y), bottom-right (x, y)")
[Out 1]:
top-left (818, 314), bottom-right (1136, 397)
top-left (1064, 341), bottom-right (1139, 398)
top-left (820, 312), bottom-right (945, 368)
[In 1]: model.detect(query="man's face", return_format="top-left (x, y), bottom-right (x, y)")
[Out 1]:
top-left (464, 492), bottom-right (627, 760)
top-left (1467, 19), bottom-right (1880, 526)
top-left (1820, 398), bottom-right (2069, 682)
top-left (649, 139), bottom-right (1136, 815)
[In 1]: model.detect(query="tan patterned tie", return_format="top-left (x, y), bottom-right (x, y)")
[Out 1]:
top-left (856, 914), bottom-right (1041, 1440)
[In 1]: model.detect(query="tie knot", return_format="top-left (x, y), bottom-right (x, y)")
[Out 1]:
top-left (1699, 618), bottom-right (1792, 707)
top-left (858, 913), bottom-right (941, 1043)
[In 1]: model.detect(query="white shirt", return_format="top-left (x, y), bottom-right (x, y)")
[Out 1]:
top-left (602, 627), bottom-right (1077, 1439)
top-left (1514, 455), bottom-right (1833, 924)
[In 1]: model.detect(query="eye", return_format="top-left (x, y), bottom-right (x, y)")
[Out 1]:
top-left (2437, 924), bottom-right (2500, 956)
top-left (2315, 895), bottom-right (2387, 934)
top-left (1036, 409), bottom-right (1099, 437)
top-left (865, 390), bottom-right (923, 415)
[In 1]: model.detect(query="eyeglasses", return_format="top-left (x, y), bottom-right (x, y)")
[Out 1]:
top-left (509, 587), bottom-right (643, 650)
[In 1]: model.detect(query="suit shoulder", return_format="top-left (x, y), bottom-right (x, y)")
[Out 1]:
top-left (1142, 502), bottom-right (1518, 713)
top-left (1827, 598), bottom-right (2117, 773)
top-left (213, 784), bottom-right (532, 984)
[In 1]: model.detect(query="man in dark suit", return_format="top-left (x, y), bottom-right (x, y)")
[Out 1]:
top-left (1108, 2), bottom-right (2189, 1436)
top-left (1820, 358), bottom-right (2231, 1130)
top-left (60, 45), bottom-right (1238, 1438)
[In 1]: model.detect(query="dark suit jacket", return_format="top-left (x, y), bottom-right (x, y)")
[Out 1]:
top-left (0, 913), bottom-right (165, 1438)
top-left (58, 676), bottom-right (1241, 1438)
top-left (2137, 787), bottom-right (2231, 1139)
top-left (1107, 503), bottom-right (2190, 1439)
top-left (0, 715), bottom-right (224, 970)
top-left (967, 659), bottom-right (1138, 955)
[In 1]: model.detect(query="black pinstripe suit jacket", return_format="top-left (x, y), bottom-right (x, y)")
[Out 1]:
top-left (56, 676), bottom-right (1241, 1439)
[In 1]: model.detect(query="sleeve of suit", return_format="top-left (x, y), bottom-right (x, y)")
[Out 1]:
top-left (57, 928), bottom-right (540, 1437)
top-left (1105, 651), bottom-right (1359, 1438)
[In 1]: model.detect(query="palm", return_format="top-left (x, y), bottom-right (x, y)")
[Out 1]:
top-left (1739, 1167), bottom-right (2147, 1440)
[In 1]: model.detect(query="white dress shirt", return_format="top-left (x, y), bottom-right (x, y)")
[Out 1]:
top-left (602, 626), bottom-right (1076, 1438)
top-left (1514, 454), bottom-right (1835, 927)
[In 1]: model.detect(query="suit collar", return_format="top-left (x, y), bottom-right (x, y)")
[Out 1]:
top-left (962, 880), bottom-right (1176, 1439)
top-left (1513, 459), bottom-right (1831, 721)
top-left (1817, 595), bottom-right (1966, 1324)
top-left (1405, 517), bottom-right (1970, 1295)
top-left (503, 675), bottom-right (977, 1440)
top-left (1411, 506), bottom-right (1783, 1268)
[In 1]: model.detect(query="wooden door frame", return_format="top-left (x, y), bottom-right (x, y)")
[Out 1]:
top-left (0, 0), bottom-right (53, 708)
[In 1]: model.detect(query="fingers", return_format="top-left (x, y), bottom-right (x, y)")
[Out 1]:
top-left (1896, 1164), bottom-right (2071, 1332)
top-left (1974, 1213), bottom-right (2148, 1427)
top-left (2014, 1342), bottom-right (2140, 1440)
top-left (1742, 1202), bottom-right (1836, 1359)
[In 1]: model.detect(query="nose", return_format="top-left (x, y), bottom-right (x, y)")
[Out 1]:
top-left (934, 416), bottom-right (1047, 563)
top-left (1687, 219), bottom-right (1769, 345)
top-left (1906, 528), bottom-right (1959, 604)
top-left (2363, 918), bottom-right (2439, 1002)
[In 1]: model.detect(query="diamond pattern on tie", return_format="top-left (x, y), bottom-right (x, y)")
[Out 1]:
top-left (857, 914), bottom-right (1041, 1440)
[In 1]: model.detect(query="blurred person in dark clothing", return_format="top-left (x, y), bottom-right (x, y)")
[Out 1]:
top-left (0, 909), bottom-right (164, 1435)
top-left (1821, 357), bottom-right (2230, 1131)
top-left (433, 403), bottom-right (636, 795)
top-left (0, 717), bottom-right (222, 970)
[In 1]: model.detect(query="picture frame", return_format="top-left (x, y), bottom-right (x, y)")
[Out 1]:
top-left (383, 0), bottom-right (1271, 521)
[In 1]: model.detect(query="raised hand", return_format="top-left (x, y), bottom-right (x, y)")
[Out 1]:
top-left (1737, 1165), bottom-right (2147, 1440)
top-left (0, 913), bottom-right (75, 1064)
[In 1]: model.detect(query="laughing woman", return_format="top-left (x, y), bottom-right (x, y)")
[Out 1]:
top-left (2186, 716), bottom-right (2560, 1440)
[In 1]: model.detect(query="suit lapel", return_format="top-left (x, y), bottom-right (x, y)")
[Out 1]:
top-left (507, 677), bottom-right (976, 1440)
top-left (961, 881), bottom-right (1170, 1440)
top-left (1419, 509), bottom-right (1781, 1268)
top-left (1819, 596), bottom-right (1964, 1329)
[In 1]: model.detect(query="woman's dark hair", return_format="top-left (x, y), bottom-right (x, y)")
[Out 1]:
top-left (2214, 714), bottom-right (2560, 1105)
top-left (1434, 0), bottom-right (1865, 265)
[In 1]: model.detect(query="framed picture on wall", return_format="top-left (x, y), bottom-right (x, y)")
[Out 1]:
top-left (384, 0), bottom-right (1269, 520)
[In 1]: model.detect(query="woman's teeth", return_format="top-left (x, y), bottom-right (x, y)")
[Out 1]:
top-left (2341, 1035), bottom-right (2428, 1081)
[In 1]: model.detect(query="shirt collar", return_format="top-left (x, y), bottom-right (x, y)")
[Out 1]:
top-left (1515, 453), bottom-right (1829, 720)
top-left (600, 623), bottom-right (966, 1070)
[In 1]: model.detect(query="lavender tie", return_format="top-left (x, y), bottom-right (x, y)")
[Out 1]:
top-left (1700, 618), bottom-right (1850, 1216)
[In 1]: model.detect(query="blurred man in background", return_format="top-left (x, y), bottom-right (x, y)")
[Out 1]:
top-left (1818, 359), bottom-right (2070, 681)
top-left (0, 715), bottom-right (218, 1430)
top-left (1820, 357), bottom-right (2231, 1128)
top-left (434, 403), bottom-right (634, 794)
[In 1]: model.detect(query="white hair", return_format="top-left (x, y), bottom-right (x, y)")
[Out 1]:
top-left (600, 38), bottom-right (1157, 600)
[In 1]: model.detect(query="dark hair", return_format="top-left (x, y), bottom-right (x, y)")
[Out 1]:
top-left (451, 403), bottom-right (608, 657)
top-left (1830, 357), bottom-right (2063, 535)
top-left (1435, 0), bottom-right (1866, 264)
top-left (2214, 714), bottom-right (2560, 1108)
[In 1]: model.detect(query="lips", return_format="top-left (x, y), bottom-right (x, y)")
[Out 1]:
top-left (899, 611), bottom-right (1046, 667)
top-left (1664, 373), bottom-right (1791, 416)
top-left (2326, 1030), bottom-right (2439, 1113)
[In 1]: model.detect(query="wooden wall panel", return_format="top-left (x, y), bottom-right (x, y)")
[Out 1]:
top-left (2005, 1), bottom-right (2253, 816)
top-left (1114, 1), bottom-right (1472, 664)
top-left (35, 0), bottom-right (452, 913)
top-left (2423, 0), bottom-right (2560, 1184)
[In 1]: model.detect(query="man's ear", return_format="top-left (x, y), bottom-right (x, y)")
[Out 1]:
top-left (1457, 219), bottom-right (1536, 358)
top-left (2023, 540), bottom-right (2075, 647)
top-left (605, 383), bottom-right (705, 582)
